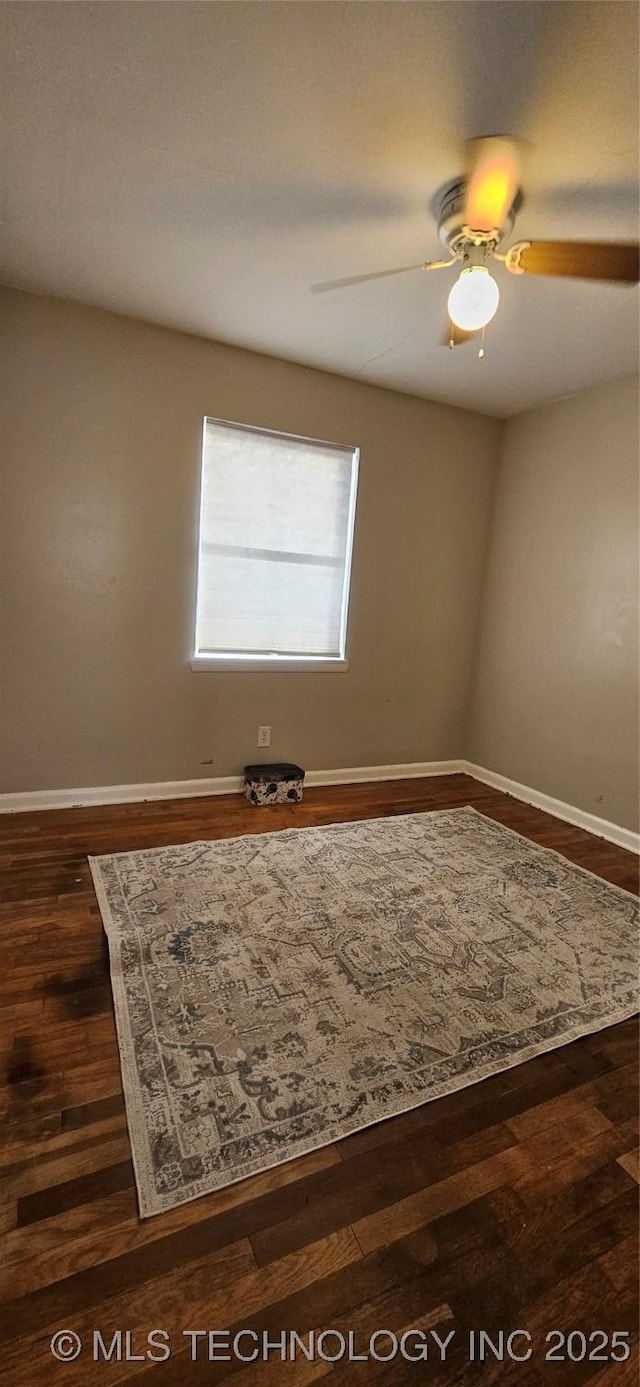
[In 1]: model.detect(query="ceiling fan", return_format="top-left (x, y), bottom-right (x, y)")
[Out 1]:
top-left (311, 137), bottom-right (640, 353)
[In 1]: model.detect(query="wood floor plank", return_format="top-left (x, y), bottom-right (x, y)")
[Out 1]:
top-left (352, 1144), bottom-right (526, 1256)
top-left (130, 1233), bottom-right (447, 1385)
top-left (0, 1114), bottom-right (126, 1171)
top-left (61, 1093), bottom-right (125, 1132)
top-left (2, 1228), bottom-right (360, 1382)
top-left (506, 1092), bottom-right (607, 1141)
top-left (616, 1148), bottom-right (640, 1183)
top-left (3, 1134), bottom-right (133, 1203)
top-left (588, 1355), bottom-right (640, 1387)
top-left (251, 1120), bottom-right (515, 1268)
top-left (16, 1157), bottom-right (135, 1226)
top-left (515, 1120), bottom-right (639, 1207)
top-left (2, 1143), bottom-right (340, 1276)
top-left (598, 1231), bottom-right (639, 1293)
top-left (0, 1230), bottom-right (258, 1344)
top-left (0, 1202), bottom-right (16, 1234)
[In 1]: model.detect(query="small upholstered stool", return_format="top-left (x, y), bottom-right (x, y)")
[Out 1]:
top-left (244, 762), bottom-right (305, 805)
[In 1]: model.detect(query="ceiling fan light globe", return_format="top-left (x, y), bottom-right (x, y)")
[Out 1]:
top-left (447, 266), bottom-right (500, 331)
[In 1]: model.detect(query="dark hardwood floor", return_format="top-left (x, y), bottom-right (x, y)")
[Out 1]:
top-left (0, 774), bottom-right (638, 1384)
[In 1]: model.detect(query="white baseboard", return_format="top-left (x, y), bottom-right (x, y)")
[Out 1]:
top-left (0, 776), bottom-right (244, 814)
top-left (1, 758), bottom-right (637, 855)
top-left (305, 761), bottom-right (465, 787)
top-left (0, 761), bottom-right (465, 815)
top-left (465, 762), bottom-right (640, 855)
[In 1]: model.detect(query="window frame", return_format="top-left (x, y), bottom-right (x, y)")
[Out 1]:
top-left (190, 417), bottom-right (359, 672)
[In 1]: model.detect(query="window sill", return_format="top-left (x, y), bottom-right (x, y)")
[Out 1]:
top-left (190, 657), bottom-right (349, 673)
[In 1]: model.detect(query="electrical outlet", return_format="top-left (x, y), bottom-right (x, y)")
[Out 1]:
top-left (257, 725), bottom-right (272, 748)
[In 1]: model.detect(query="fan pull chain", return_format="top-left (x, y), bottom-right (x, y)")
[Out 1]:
top-left (478, 325), bottom-right (486, 360)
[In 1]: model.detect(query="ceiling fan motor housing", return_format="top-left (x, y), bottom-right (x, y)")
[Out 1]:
top-left (437, 178), bottom-right (517, 258)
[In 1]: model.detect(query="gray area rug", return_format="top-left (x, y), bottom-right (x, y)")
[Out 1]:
top-left (89, 807), bottom-right (639, 1217)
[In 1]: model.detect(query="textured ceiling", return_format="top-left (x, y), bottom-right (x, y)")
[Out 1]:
top-left (1, 1), bottom-right (638, 416)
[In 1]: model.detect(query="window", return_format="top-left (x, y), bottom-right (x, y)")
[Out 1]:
top-left (192, 418), bottom-right (359, 669)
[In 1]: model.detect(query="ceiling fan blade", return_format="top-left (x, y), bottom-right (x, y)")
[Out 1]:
top-left (463, 136), bottom-right (520, 234)
top-left (505, 240), bottom-right (639, 284)
top-left (310, 258), bottom-right (452, 294)
top-left (443, 319), bottom-right (479, 348)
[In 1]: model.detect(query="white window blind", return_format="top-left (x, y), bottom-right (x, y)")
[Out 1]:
top-left (194, 419), bottom-right (359, 663)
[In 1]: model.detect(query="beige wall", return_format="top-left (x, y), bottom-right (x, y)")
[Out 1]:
top-left (0, 286), bottom-right (500, 793)
top-left (468, 376), bottom-right (639, 833)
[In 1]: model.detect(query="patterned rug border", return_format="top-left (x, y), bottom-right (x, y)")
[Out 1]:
top-left (89, 806), bottom-right (639, 1218)
top-left (91, 803), bottom-right (640, 899)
